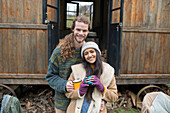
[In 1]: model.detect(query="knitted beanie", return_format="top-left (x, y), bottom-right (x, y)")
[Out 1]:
top-left (81, 41), bottom-right (101, 58)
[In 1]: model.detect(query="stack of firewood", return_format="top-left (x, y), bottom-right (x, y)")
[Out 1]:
top-left (19, 86), bottom-right (55, 113)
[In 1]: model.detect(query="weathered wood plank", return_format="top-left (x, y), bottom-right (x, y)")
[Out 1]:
top-left (148, 0), bottom-right (158, 28)
top-left (156, 33), bottom-right (161, 73)
top-left (162, 34), bottom-right (169, 73)
top-left (160, 0), bottom-right (170, 28)
top-left (21, 30), bottom-right (30, 73)
top-left (8, 30), bottom-right (18, 73)
top-left (0, 74), bottom-right (46, 78)
top-left (131, 33), bottom-right (140, 73)
top-left (135, 0), bottom-right (143, 26)
top-left (155, 0), bottom-right (162, 28)
top-left (123, 27), bottom-right (170, 33)
top-left (37, 0), bottom-right (42, 24)
top-left (2, 29), bottom-right (9, 73)
top-left (127, 33), bottom-right (133, 73)
top-left (131, 0), bottom-right (137, 26)
top-left (120, 33), bottom-right (128, 73)
top-left (0, 74), bottom-right (169, 85)
top-left (30, 30), bottom-right (37, 73)
top-left (144, 33), bottom-right (152, 73)
top-left (124, 33), bottom-right (130, 73)
top-left (123, 0), bottom-right (132, 26)
top-left (0, 30), bottom-right (2, 72)
top-left (16, 0), bottom-right (24, 23)
top-left (164, 34), bottom-right (170, 73)
top-left (8, 0), bottom-right (17, 22)
top-left (0, 79), bottom-right (48, 85)
top-left (0, 0), bottom-right (2, 22)
top-left (36, 30), bottom-right (48, 74)
top-left (142, 0), bottom-right (149, 27)
top-left (0, 23), bottom-right (47, 29)
top-left (24, 0), bottom-right (31, 23)
top-left (151, 33), bottom-right (157, 73)
top-left (116, 77), bottom-right (170, 85)
top-left (17, 30), bottom-right (22, 73)
top-left (2, 0), bottom-right (8, 23)
top-left (159, 35), bottom-right (164, 73)
top-left (138, 33), bottom-right (145, 73)
top-left (31, 0), bottom-right (37, 23)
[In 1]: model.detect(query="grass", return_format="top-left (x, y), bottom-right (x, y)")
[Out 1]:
top-left (166, 84), bottom-right (170, 88)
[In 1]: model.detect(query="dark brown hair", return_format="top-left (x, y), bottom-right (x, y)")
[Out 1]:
top-left (82, 50), bottom-right (103, 102)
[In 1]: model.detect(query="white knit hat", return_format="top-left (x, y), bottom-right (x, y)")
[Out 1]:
top-left (81, 41), bottom-right (101, 58)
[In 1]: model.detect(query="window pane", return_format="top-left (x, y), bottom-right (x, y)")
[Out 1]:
top-left (66, 1), bottom-right (94, 29)
top-left (66, 20), bottom-right (73, 28)
top-left (67, 3), bottom-right (77, 12)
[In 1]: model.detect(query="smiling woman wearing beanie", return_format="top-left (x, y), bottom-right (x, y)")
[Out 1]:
top-left (65, 41), bottom-right (118, 113)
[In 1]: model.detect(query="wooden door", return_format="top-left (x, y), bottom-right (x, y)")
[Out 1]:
top-left (43, 0), bottom-right (60, 59)
top-left (107, 0), bottom-right (124, 76)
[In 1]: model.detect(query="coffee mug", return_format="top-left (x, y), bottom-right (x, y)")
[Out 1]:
top-left (84, 76), bottom-right (94, 86)
top-left (73, 79), bottom-right (82, 90)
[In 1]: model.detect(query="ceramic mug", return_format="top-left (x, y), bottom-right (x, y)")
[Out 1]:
top-left (73, 79), bottom-right (82, 90)
top-left (84, 76), bottom-right (94, 86)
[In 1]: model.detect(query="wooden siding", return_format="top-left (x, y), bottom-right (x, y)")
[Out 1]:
top-left (120, 0), bottom-right (170, 74)
top-left (0, 0), bottom-right (48, 75)
top-left (0, 0), bottom-right (43, 24)
top-left (0, 28), bottom-right (48, 74)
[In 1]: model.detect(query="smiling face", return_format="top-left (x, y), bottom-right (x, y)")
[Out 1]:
top-left (83, 48), bottom-right (96, 64)
top-left (72, 21), bottom-right (89, 44)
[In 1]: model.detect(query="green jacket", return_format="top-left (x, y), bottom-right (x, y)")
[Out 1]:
top-left (1, 95), bottom-right (23, 113)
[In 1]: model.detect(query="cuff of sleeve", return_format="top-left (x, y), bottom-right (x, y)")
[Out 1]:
top-left (78, 89), bottom-right (86, 98)
top-left (101, 86), bottom-right (107, 99)
top-left (64, 80), bottom-right (68, 93)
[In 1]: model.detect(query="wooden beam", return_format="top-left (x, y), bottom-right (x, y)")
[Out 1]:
top-left (123, 27), bottom-right (170, 33)
top-left (116, 74), bottom-right (170, 85)
top-left (0, 23), bottom-right (47, 29)
top-left (0, 74), bottom-right (169, 85)
top-left (0, 74), bottom-right (46, 78)
top-left (0, 79), bottom-right (48, 85)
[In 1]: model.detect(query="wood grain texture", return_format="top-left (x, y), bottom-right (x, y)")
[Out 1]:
top-left (120, 0), bottom-right (170, 74)
top-left (0, 0), bottom-right (2, 22)
top-left (0, 30), bottom-right (3, 72)
top-left (1, 0), bottom-right (43, 23)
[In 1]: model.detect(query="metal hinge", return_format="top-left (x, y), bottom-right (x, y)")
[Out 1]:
top-left (45, 20), bottom-right (50, 24)
top-left (45, 12), bottom-right (50, 24)
top-left (119, 22), bottom-right (123, 27)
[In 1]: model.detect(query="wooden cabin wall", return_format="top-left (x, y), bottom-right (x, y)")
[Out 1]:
top-left (0, 0), bottom-right (48, 74)
top-left (120, 0), bottom-right (170, 74)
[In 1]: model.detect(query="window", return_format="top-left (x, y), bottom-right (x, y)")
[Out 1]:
top-left (66, 1), bottom-right (94, 29)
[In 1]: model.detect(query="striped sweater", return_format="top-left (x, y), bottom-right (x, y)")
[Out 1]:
top-left (46, 47), bottom-right (82, 110)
